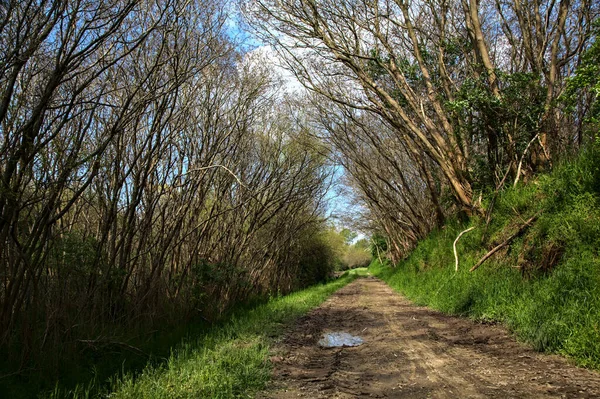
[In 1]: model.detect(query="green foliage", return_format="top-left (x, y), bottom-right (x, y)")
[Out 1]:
top-left (49, 233), bottom-right (100, 275)
top-left (295, 229), bottom-right (339, 286)
top-left (340, 267), bottom-right (370, 277)
top-left (370, 148), bottom-right (600, 369)
top-left (370, 233), bottom-right (388, 260)
top-left (353, 238), bottom-right (369, 250)
top-left (339, 228), bottom-right (358, 245)
top-left (186, 260), bottom-right (253, 317)
top-left (448, 71), bottom-right (546, 188)
top-left (342, 246), bottom-right (371, 270)
top-left (42, 275), bottom-right (358, 399)
top-left (563, 19), bottom-right (600, 139)
top-left (316, 227), bottom-right (370, 271)
top-left (365, 49), bottom-right (420, 107)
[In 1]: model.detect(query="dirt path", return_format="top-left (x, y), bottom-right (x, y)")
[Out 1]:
top-left (259, 277), bottom-right (600, 398)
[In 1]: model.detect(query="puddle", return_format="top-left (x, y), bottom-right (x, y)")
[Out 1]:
top-left (318, 332), bottom-right (364, 347)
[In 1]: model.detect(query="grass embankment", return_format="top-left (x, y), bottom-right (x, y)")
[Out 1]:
top-left (371, 147), bottom-right (600, 369)
top-left (42, 274), bottom-right (357, 399)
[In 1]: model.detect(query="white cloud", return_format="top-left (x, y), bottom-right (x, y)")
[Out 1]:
top-left (243, 45), bottom-right (307, 95)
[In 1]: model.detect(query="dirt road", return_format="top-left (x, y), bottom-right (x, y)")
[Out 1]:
top-left (260, 277), bottom-right (600, 398)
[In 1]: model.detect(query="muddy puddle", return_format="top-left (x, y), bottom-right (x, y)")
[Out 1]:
top-left (318, 332), bottom-right (363, 347)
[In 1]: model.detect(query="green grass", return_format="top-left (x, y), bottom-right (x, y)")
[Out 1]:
top-left (41, 274), bottom-right (357, 399)
top-left (342, 267), bottom-right (370, 277)
top-left (370, 146), bottom-right (600, 369)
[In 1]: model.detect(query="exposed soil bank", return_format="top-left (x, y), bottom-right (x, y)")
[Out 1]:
top-left (259, 277), bottom-right (600, 398)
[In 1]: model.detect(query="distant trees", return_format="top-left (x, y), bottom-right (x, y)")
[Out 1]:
top-left (342, 245), bottom-right (372, 270)
top-left (0, 0), bottom-right (336, 371)
top-left (244, 0), bottom-right (599, 260)
top-left (312, 105), bottom-right (444, 262)
top-left (318, 227), bottom-right (371, 270)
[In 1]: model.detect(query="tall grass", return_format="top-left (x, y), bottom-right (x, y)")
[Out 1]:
top-left (371, 146), bottom-right (600, 369)
top-left (39, 274), bottom-right (357, 399)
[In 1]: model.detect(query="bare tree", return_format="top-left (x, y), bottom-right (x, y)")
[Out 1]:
top-left (0, 0), bottom-right (336, 373)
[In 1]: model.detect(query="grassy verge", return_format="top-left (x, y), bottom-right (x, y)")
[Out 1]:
top-left (370, 147), bottom-right (600, 369)
top-left (44, 274), bottom-right (357, 399)
top-left (342, 267), bottom-right (370, 277)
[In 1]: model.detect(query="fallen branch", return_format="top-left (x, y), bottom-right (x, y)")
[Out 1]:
top-left (514, 134), bottom-right (539, 188)
top-left (454, 227), bottom-right (476, 272)
top-left (470, 213), bottom-right (540, 272)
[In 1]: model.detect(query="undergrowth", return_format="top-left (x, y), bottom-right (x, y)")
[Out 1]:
top-left (37, 274), bottom-right (357, 399)
top-left (370, 146), bottom-right (600, 369)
